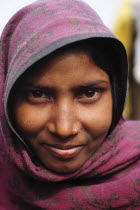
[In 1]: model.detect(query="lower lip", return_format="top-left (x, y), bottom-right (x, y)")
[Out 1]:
top-left (43, 145), bottom-right (83, 159)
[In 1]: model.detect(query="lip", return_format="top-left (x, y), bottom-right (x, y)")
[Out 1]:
top-left (42, 144), bottom-right (85, 159)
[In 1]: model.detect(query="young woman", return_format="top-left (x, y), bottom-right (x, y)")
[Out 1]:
top-left (0, 0), bottom-right (140, 209)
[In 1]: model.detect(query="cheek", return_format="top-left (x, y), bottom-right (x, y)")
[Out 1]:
top-left (14, 104), bottom-right (49, 133)
top-left (79, 96), bottom-right (112, 135)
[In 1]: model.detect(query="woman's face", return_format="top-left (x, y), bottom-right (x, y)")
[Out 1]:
top-left (13, 50), bottom-right (113, 173)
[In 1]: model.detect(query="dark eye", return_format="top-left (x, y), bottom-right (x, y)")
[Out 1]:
top-left (23, 89), bottom-right (52, 104)
top-left (77, 88), bottom-right (102, 103)
top-left (31, 90), bottom-right (46, 98)
top-left (79, 88), bottom-right (101, 98)
top-left (84, 88), bottom-right (97, 98)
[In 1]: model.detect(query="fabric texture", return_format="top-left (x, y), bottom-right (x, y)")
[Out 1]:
top-left (0, 0), bottom-right (140, 209)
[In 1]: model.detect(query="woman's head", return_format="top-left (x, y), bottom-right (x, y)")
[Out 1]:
top-left (0, 0), bottom-right (128, 175)
top-left (10, 40), bottom-right (113, 173)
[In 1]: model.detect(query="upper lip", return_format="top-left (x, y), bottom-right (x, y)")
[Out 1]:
top-left (42, 143), bottom-right (86, 150)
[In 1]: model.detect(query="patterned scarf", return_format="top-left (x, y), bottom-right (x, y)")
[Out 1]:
top-left (0, 0), bottom-right (140, 209)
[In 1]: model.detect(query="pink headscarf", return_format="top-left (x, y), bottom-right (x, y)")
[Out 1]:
top-left (0, 0), bottom-right (140, 209)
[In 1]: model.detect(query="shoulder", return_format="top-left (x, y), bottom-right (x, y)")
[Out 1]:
top-left (120, 120), bottom-right (140, 138)
top-left (107, 119), bottom-right (140, 150)
top-left (111, 119), bottom-right (140, 138)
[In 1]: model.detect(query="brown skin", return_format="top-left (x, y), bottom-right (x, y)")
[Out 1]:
top-left (13, 50), bottom-right (113, 173)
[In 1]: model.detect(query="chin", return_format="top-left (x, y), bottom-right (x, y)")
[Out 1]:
top-left (45, 162), bottom-right (83, 174)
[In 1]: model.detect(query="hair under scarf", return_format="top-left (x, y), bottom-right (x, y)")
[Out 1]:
top-left (0, 0), bottom-right (140, 209)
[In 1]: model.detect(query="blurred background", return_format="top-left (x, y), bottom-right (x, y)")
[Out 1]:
top-left (1, 0), bottom-right (140, 120)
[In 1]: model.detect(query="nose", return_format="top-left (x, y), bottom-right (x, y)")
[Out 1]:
top-left (47, 102), bottom-right (81, 139)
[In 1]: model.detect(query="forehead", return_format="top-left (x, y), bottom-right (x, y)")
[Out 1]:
top-left (18, 49), bottom-right (110, 88)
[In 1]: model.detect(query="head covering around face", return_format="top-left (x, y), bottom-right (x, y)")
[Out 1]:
top-left (0, 0), bottom-right (140, 209)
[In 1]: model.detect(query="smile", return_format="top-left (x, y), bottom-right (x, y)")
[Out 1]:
top-left (42, 144), bottom-right (84, 159)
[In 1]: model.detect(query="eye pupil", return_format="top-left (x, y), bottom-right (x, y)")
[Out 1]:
top-left (85, 89), bottom-right (95, 97)
top-left (32, 91), bottom-right (43, 98)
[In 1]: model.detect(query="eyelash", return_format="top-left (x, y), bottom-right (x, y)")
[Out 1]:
top-left (23, 87), bottom-right (104, 104)
top-left (30, 90), bottom-right (51, 98)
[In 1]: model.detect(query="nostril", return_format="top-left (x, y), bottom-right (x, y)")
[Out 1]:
top-left (47, 122), bottom-right (56, 134)
top-left (54, 129), bottom-right (76, 139)
top-left (47, 120), bottom-right (81, 139)
top-left (50, 132), bottom-right (77, 141)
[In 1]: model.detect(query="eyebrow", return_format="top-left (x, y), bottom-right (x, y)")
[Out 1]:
top-left (24, 84), bottom-right (52, 90)
top-left (81, 80), bottom-right (109, 87)
top-left (23, 80), bottom-right (109, 90)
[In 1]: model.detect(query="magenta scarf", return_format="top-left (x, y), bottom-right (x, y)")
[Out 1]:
top-left (0, 0), bottom-right (140, 209)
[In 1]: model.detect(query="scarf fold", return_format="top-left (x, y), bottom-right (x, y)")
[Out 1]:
top-left (0, 0), bottom-right (140, 209)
